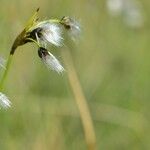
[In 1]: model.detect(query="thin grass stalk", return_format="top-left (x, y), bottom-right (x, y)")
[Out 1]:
top-left (61, 48), bottom-right (97, 150)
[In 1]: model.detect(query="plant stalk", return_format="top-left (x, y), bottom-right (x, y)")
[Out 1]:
top-left (61, 48), bottom-right (97, 150)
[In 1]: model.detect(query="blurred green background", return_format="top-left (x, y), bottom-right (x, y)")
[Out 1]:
top-left (0, 0), bottom-right (150, 149)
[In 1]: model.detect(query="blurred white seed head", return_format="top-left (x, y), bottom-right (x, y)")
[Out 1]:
top-left (123, 0), bottom-right (144, 28)
top-left (38, 47), bottom-right (64, 73)
top-left (0, 57), bottom-right (6, 69)
top-left (36, 22), bottom-right (63, 47)
top-left (0, 92), bottom-right (11, 109)
top-left (106, 0), bottom-right (124, 16)
top-left (106, 0), bottom-right (144, 28)
top-left (61, 16), bottom-right (81, 41)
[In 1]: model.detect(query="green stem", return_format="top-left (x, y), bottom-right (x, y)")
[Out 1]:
top-left (0, 55), bottom-right (13, 90)
top-left (49, 19), bottom-right (61, 23)
top-left (26, 38), bottom-right (41, 47)
top-left (0, 38), bottom-right (40, 92)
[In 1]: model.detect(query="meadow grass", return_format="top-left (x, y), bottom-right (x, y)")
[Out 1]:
top-left (0, 0), bottom-right (150, 150)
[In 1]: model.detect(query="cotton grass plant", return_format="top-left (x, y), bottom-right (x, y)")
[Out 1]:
top-left (0, 8), bottom-right (96, 150)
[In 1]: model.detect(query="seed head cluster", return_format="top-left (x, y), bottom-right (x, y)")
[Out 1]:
top-left (11, 8), bottom-right (81, 73)
top-left (0, 9), bottom-right (81, 109)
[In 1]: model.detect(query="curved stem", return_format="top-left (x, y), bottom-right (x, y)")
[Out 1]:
top-left (49, 19), bottom-right (61, 23)
top-left (61, 48), bottom-right (97, 150)
top-left (0, 37), bottom-right (41, 91)
top-left (0, 55), bottom-right (13, 90)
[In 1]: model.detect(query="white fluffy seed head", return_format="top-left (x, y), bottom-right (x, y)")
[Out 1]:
top-left (123, 0), bottom-right (144, 28)
top-left (38, 47), bottom-right (64, 73)
top-left (69, 21), bottom-right (81, 41)
top-left (43, 51), bottom-right (65, 73)
top-left (61, 17), bottom-right (81, 41)
top-left (0, 57), bottom-right (6, 69)
top-left (39, 23), bottom-right (63, 46)
top-left (106, 0), bottom-right (144, 28)
top-left (0, 92), bottom-right (11, 109)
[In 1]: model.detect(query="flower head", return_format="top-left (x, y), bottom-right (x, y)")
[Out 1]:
top-left (0, 92), bottom-right (11, 109)
top-left (10, 9), bottom-right (81, 74)
top-left (38, 47), bottom-right (64, 73)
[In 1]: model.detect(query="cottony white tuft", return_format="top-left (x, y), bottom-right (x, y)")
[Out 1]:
top-left (38, 47), bottom-right (64, 73)
top-left (61, 17), bottom-right (81, 41)
top-left (0, 92), bottom-right (11, 109)
top-left (38, 22), bottom-right (63, 46)
top-left (43, 51), bottom-right (65, 73)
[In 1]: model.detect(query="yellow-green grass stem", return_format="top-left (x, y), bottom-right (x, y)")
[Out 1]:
top-left (61, 48), bottom-right (97, 150)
